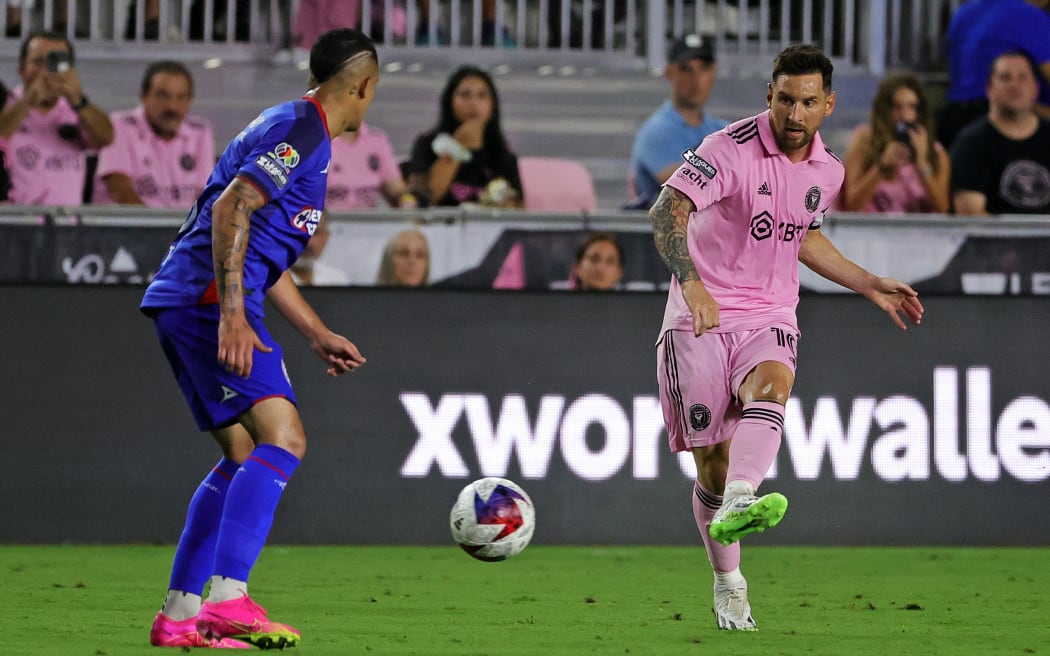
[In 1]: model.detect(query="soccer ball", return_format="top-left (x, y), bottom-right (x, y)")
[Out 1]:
top-left (449, 477), bottom-right (535, 562)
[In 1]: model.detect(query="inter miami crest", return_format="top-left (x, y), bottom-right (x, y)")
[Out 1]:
top-left (689, 403), bottom-right (712, 431)
top-left (805, 186), bottom-right (821, 212)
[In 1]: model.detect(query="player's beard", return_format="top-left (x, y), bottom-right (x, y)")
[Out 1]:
top-left (775, 122), bottom-right (815, 155)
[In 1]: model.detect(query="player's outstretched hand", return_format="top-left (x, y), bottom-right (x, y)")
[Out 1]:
top-left (218, 315), bottom-right (273, 378)
top-left (868, 277), bottom-right (924, 330)
top-left (312, 331), bottom-right (367, 377)
top-left (681, 279), bottom-right (720, 337)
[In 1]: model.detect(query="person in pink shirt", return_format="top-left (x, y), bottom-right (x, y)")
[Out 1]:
top-left (325, 122), bottom-right (413, 210)
top-left (649, 44), bottom-right (924, 632)
top-left (0, 30), bottom-right (113, 205)
top-left (93, 61), bottom-right (215, 208)
top-left (840, 71), bottom-right (951, 214)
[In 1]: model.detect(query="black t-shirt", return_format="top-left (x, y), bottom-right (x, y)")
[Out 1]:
top-left (408, 129), bottom-right (523, 207)
top-left (950, 117), bottom-right (1050, 214)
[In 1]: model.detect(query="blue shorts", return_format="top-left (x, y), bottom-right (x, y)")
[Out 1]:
top-left (151, 304), bottom-right (297, 431)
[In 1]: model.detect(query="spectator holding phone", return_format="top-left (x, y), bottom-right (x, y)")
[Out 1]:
top-left (0, 30), bottom-right (113, 205)
top-left (840, 71), bottom-right (950, 214)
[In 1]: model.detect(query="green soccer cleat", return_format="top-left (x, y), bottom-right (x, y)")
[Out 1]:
top-left (709, 492), bottom-right (788, 546)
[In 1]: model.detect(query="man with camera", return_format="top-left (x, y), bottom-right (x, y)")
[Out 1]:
top-left (0, 30), bottom-right (113, 205)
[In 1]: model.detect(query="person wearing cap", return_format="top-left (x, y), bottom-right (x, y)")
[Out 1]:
top-left (140, 28), bottom-right (379, 649)
top-left (627, 33), bottom-right (727, 209)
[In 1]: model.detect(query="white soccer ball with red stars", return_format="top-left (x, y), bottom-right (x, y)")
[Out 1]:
top-left (449, 477), bottom-right (536, 562)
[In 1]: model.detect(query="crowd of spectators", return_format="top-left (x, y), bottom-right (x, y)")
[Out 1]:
top-left (1, 1), bottom-right (1049, 289)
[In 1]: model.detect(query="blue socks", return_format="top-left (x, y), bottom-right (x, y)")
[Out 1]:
top-left (168, 458), bottom-right (240, 594)
top-left (211, 444), bottom-right (300, 582)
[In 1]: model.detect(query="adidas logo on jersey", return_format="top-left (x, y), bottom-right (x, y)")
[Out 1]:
top-left (757, 182), bottom-right (771, 196)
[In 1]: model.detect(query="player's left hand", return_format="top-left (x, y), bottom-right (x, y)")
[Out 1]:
top-left (312, 331), bottom-right (367, 377)
top-left (868, 277), bottom-right (924, 330)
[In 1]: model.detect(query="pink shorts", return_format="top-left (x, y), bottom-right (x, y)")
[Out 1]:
top-left (657, 323), bottom-right (799, 452)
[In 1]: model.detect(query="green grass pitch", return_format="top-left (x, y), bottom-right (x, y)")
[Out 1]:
top-left (3, 545), bottom-right (1048, 655)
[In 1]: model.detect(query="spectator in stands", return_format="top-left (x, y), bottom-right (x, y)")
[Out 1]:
top-left (0, 30), bottom-right (113, 205)
top-left (939, 0), bottom-right (1050, 150)
top-left (406, 65), bottom-right (523, 208)
top-left (290, 211), bottom-right (350, 286)
top-left (627, 33), bottom-right (727, 209)
top-left (840, 71), bottom-right (950, 214)
top-left (0, 78), bottom-right (10, 201)
top-left (92, 61), bottom-right (214, 208)
top-left (546, 0), bottom-right (628, 49)
top-left (124, 0), bottom-right (160, 40)
top-left (376, 228), bottom-right (430, 286)
top-left (326, 124), bottom-right (416, 210)
top-left (571, 232), bottom-right (624, 291)
top-left (951, 51), bottom-right (1050, 216)
top-left (6, 1), bottom-right (69, 38)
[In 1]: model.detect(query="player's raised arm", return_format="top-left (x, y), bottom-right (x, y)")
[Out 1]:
top-left (268, 271), bottom-right (367, 376)
top-left (798, 228), bottom-right (923, 329)
top-left (211, 176), bottom-right (271, 377)
top-left (650, 186), bottom-right (720, 336)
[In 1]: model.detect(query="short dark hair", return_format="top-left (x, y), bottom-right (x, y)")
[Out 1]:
top-left (19, 30), bottom-right (74, 68)
top-left (771, 44), bottom-right (833, 92)
top-left (310, 28), bottom-right (377, 85)
top-left (988, 50), bottom-right (1036, 82)
top-left (140, 60), bottom-right (194, 96)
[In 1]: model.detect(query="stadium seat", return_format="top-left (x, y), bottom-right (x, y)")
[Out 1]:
top-left (518, 157), bottom-right (598, 212)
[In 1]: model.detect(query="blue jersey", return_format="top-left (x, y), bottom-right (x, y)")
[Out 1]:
top-left (945, 0), bottom-right (1050, 106)
top-left (142, 97), bottom-right (331, 317)
top-left (629, 101), bottom-right (728, 206)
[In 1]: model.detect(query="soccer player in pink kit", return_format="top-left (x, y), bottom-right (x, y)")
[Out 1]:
top-left (650, 45), bottom-right (924, 631)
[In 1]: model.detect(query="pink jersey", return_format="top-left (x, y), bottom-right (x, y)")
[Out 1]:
top-left (661, 110), bottom-right (844, 334)
top-left (93, 106), bottom-right (215, 208)
top-left (324, 122), bottom-right (402, 210)
top-left (1, 86), bottom-right (89, 205)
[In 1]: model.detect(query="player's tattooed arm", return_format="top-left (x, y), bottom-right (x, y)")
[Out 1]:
top-left (212, 177), bottom-right (267, 314)
top-left (650, 186), bottom-right (700, 283)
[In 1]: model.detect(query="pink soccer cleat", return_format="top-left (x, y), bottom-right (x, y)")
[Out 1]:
top-left (150, 612), bottom-right (251, 648)
top-left (197, 595), bottom-right (301, 650)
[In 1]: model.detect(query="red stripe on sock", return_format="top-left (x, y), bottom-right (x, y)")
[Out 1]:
top-left (212, 466), bottom-right (235, 482)
top-left (249, 455), bottom-right (288, 480)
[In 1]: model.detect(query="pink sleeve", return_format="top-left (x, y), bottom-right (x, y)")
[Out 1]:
top-left (663, 133), bottom-right (738, 211)
top-left (94, 115), bottom-right (135, 179)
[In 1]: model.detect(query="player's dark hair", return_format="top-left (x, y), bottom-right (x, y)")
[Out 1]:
top-left (771, 44), bottom-right (833, 92)
top-left (19, 30), bottom-right (75, 67)
top-left (433, 65), bottom-right (511, 159)
top-left (140, 60), bottom-right (194, 96)
top-left (310, 28), bottom-right (377, 85)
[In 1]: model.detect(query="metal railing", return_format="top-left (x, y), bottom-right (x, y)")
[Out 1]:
top-left (1, 0), bottom-right (966, 73)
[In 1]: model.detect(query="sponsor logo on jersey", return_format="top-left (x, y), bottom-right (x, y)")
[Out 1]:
top-left (805, 185), bottom-right (822, 212)
top-left (292, 207), bottom-right (323, 235)
top-left (749, 211), bottom-right (774, 241)
top-left (757, 181), bottom-right (771, 196)
top-left (681, 149), bottom-right (717, 179)
top-left (272, 142), bottom-right (301, 169)
top-left (675, 166), bottom-right (709, 188)
top-left (255, 154), bottom-right (289, 188)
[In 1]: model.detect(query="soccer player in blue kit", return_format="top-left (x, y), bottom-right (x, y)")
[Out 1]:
top-left (141, 29), bottom-right (379, 649)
